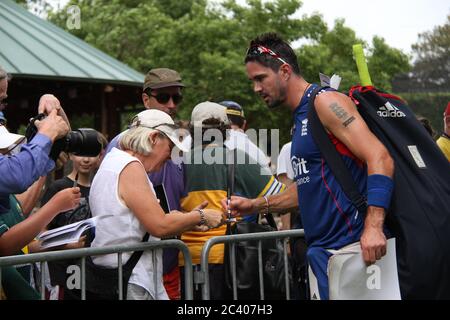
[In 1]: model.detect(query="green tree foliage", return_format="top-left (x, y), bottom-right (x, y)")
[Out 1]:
top-left (297, 20), bottom-right (410, 92)
top-left (153, 0), bottom-right (200, 19)
top-left (46, 0), bottom-right (410, 144)
top-left (393, 16), bottom-right (449, 137)
top-left (70, 113), bottom-right (95, 129)
top-left (410, 14), bottom-right (449, 92)
top-left (368, 36), bottom-right (411, 92)
top-left (400, 92), bottom-right (450, 136)
top-left (296, 19), bottom-right (363, 90)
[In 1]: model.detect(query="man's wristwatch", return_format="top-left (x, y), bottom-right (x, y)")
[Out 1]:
top-left (196, 209), bottom-right (206, 226)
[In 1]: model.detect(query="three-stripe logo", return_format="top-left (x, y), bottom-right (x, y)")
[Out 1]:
top-left (377, 102), bottom-right (406, 118)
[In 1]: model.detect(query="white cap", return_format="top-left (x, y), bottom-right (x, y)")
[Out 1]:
top-left (0, 125), bottom-right (25, 150)
top-left (190, 101), bottom-right (230, 128)
top-left (130, 109), bottom-right (188, 152)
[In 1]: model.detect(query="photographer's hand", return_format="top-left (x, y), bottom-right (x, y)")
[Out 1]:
top-left (34, 109), bottom-right (69, 142)
top-left (38, 94), bottom-right (71, 130)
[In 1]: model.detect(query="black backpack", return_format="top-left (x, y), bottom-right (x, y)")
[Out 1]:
top-left (308, 85), bottom-right (450, 299)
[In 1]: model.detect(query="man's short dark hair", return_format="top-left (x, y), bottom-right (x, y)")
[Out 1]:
top-left (245, 33), bottom-right (301, 75)
top-left (219, 101), bottom-right (246, 129)
top-left (417, 116), bottom-right (435, 138)
top-left (227, 114), bottom-right (245, 128)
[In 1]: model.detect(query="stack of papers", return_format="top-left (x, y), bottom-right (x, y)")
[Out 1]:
top-left (37, 216), bottom-right (100, 249)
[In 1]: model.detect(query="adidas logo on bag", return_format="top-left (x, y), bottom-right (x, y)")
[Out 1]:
top-left (377, 102), bottom-right (406, 118)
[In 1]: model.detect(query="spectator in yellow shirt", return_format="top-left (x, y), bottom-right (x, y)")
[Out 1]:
top-left (436, 102), bottom-right (450, 161)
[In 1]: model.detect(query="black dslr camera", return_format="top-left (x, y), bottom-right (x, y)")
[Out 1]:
top-left (25, 113), bottom-right (102, 161)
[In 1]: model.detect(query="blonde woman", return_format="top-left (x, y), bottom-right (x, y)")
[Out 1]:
top-left (90, 109), bottom-right (224, 300)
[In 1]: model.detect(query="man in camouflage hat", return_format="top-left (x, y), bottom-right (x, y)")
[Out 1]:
top-left (142, 68), bottom-right (185, 118)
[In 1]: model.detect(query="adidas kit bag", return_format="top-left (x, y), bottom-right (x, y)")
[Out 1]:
top-left (308, 85), bottom-right (450, 299)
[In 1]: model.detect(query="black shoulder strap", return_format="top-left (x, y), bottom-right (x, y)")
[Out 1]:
top-left (307, 86), bottom-right (368, 214)
top-left (225, 148), bottom-right (236, 235)
top-left (264, 211), bottom-right (278, 230)
top-left (227, 147), bottom-right (236, 222)
top-left (123, 233), bottom-right (150, 270)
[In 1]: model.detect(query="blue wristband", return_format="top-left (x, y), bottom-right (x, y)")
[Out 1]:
top-left (367, 174), bottom-right (394, 209)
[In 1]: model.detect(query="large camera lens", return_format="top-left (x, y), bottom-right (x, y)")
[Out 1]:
top-left (65, 128), bottom-right (102, 157)
top-left (25, 114), bottom-right (103, 161)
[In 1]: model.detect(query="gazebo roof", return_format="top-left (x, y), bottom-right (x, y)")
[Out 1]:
top-left (0, 0), bottom-right (144, 86)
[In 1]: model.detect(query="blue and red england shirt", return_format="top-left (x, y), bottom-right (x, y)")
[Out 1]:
top-left (291, 85), bottom-right (366, 249)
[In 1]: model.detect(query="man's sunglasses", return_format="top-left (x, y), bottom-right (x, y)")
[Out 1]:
top-left (147, 91), bottom-right (183, 105)
top-left (246, 45), bottom-right (288, 65)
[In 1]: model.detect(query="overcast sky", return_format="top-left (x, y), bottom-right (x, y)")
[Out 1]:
top-left (47, 0), bottom-right (449, 55)
top-left (297, 0), bottom-right (449, 54)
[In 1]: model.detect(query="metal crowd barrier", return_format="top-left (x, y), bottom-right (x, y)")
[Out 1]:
top-left (0, 239), bottom-right (193, 300)
top-left (199, 229), bottom-right (305, 300)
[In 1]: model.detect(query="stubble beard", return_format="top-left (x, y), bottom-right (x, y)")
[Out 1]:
top-left (267, 82), bottom-right (287, 109)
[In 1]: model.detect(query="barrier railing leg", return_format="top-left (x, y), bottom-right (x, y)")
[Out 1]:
top-left (118, 253), bottom-right (123, 300)
top-left (230, 243), bottom-right (238, 300)
top-left (184, 261), bottom-right (194, 300)
top-left (258, 240), bottom-right (264, 300)
top-left (153, 250), bottom-right (158, 300)
top-left (40, 262), bottom-right (45, 300)
top-left (283, 238), bottom-right (290, 300)
top-left (81, 257), bottom-right (86, 300)
top-left (199, 263), bottom-right (209, 300)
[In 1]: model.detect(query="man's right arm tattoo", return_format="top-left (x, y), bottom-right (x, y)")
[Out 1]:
top-left (329, 102), bottom-right (356, 127)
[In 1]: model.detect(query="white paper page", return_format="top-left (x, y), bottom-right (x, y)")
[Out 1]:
top-left (38, 219), bottom-right (87, 238)
top-left (328, 238), bottom-right (401, 300)
top-left (40, 224), bottom-right (95, 249)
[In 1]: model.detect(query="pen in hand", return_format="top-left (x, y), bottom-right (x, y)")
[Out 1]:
top-left (226, 192), bottom-right (236, 223)
top-left (73, 172), bottom-right (78, 188)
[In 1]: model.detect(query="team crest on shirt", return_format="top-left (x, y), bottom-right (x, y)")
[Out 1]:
top-left (301, 119), bottom-right (308, 136)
